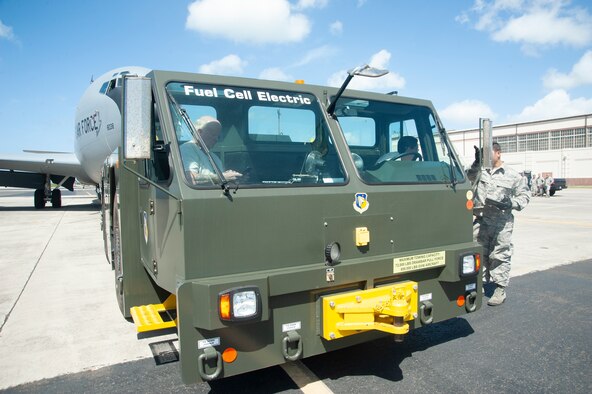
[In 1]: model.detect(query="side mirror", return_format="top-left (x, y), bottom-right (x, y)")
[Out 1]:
top-left (351, 64), bottom-right (389, 78)
top-left (123, 76), bottom-right (152, 160)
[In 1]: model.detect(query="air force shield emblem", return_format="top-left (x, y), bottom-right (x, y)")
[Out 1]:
top-left (353, 192), bottom-right (369, 214)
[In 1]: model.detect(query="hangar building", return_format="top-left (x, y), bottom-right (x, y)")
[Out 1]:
top-left (448, 113), bottom-right (592, 186)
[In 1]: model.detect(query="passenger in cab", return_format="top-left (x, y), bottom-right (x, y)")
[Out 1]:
top-left (180, 115), bottom-right (242, 184)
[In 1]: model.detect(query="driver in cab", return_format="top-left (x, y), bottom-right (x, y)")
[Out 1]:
top-left (398, 136), bottom-right (420, 161)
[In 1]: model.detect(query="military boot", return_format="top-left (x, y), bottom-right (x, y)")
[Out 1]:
top-left (487, 285), bottom-right (506, 306)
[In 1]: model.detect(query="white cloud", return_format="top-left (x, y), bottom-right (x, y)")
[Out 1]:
top-left (293, 0), bottom-right (328, 10)
top-left (326, 71), bottom-right (345, 87)
top-left (543, 50), bottom-right (592, 90)
top-left (492, 8), bottom-right (592, 47)
top-left (0, 19), bottom-right (15, 41)
top-left (292, 45), bottom-right (337, 67)
top-left (460, 0), bottom-right (592, 53)
top-left (198, 54), bottom-right (247, 75)
top-left (455, 12), bottom-right (470, 24)
top-left (509, 89), bottom-right (592, 123)
top-left (330, 20), bottom-right (343, 36)
top-left (440, 100), bottom-right (496, 130)
top-left (259, 67), bottom-right (292, 82)
top-left (186, 0), bottom-right (310, 44)
top-left (327, 49), bottom-right (406, 91)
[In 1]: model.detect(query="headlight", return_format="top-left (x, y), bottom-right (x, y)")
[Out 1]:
top-left (233, 291), bottom-right (257, 318)
top-left (219, 286), bottom-right (261, 321)
top-left (459, 253), bottom-right (481, 277)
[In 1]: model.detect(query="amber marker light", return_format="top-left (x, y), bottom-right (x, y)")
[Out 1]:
top-left (475, 253), bottom-right (481, 271)
top-left (294, 79), bottom-right (305, 84)
top-left (219, 293), bottom-right (231, 320)
top-left (466, 199), bottom-right (474, 210)
top-left (222, 348), bottom-right (238, 363)
top-left (456, 295), bottom-right (465, 307)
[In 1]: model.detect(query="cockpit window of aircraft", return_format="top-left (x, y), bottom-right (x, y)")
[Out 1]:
top-left (336, 97), bottom-right (465, 185)
top-left (99, 81), bottom-right (109, 94)
top-left (166, 82), bottom-right (346, 188)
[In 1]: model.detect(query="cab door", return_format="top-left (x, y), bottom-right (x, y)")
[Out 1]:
top-left (138, 104), bottom-right (172, 281)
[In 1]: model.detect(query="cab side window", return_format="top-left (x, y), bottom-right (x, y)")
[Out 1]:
top-left (145, 102), bottom-right (170, 182)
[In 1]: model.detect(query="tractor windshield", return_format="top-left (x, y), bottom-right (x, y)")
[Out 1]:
top-left (166, 82), bottom-right (346, 188)
top-left (335, 97), bottom-right (465, 185)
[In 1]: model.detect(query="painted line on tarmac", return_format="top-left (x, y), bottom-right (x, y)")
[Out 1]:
top-left (0, 208), bottom-right (67, 332)
top-left (520, 217), bottom-right (592, 228)
top-left (281, 360), bottom-right (334, 394)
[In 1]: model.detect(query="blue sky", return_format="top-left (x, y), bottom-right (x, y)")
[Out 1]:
top-left (1, 0), bottom-right (591, 154)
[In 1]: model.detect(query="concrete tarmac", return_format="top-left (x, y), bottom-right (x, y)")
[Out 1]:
top-left (7, 260), bottom-right (592, 394)
top-left (0, 188), bottom-right (176, 390)
top-left (511, 188), bottom-right (592, 276)
top-left (0, 187), bottom-right (591, 391)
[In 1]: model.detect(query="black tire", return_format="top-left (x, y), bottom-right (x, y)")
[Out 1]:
top-left (51, 189), bottom-right (62, 208)
top-left (550, 189), bottom-right (556, 196)
top-left (34, 188), bottom-right (45, 209)
top-left (112, 205), bottom-right (125, 315)
top-left (100, 181), bottom-right (112, 268)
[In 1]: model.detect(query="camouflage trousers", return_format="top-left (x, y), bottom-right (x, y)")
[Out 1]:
top-left (473, 215), bottom-right (514, 287)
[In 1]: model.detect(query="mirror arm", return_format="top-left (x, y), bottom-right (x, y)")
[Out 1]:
top-left (326, 64), bottom-right (388, 117)
top-left (326, 72), bottom-right (355, 117)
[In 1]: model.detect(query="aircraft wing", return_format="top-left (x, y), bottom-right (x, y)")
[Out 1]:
top-left (0, 151), bottom-right (92, 191)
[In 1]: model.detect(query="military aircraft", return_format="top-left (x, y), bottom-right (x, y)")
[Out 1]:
top-left (0, 66), bottom-right (150, 208)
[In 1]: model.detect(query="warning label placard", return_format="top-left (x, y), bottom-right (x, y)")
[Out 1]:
top-left (393, 251), bottom-right (446, 274)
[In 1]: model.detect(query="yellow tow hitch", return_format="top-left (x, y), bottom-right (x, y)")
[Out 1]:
top-left (322, 281), bottom-right (418, 341)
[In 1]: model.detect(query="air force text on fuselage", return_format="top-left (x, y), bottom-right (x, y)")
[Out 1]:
top-left (76, 110), bottom-right (102, 138)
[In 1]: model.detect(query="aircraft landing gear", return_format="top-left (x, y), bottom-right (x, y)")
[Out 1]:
top-left (33, 174), bottom-right (62, 209)
top-left (34, 188), bottom-right (46, 209)
top-left (51, 189), bottom-right (62, 208)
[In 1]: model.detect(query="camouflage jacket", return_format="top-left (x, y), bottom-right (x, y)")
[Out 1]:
top-left (468, 162), bottom-right (530, 221)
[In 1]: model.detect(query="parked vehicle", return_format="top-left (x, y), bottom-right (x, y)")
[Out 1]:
top-left (550, 178), bottom-right (567, 196)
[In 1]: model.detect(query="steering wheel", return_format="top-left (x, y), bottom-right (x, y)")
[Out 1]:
top-left (375, 151), bottom-right (423, 165)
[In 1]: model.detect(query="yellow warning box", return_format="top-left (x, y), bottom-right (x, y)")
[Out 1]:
top-left (393, 251), bottom-right (445, 274)
top-left (355, 227), bottom-right (370, 246)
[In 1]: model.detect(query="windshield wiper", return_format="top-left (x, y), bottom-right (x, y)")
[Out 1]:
top-left (166, 91), bottom-right (234, 196)
top-left (435, 116), bottom-right (459, 189)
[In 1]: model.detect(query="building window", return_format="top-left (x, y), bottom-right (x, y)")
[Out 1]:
top-left (504, 128), bottom-right (587, 152)
top-left (517, 134), bottom-right (526, 152)
top-left (531, 132), bottom-right (548, 151)
top-left (472, 118), bottom-right (590, 154)
top-left (561, 129), bottom-right (574, 149)
top-left (550, 131), bottom-right (561, 150)
top-left (574, 128), bottom-right (586, 148)
top-left (494, 135), bottom-right (517, 153)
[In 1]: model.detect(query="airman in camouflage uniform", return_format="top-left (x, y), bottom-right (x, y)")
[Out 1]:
top-left (468, 143), bottom-right (530, 306)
